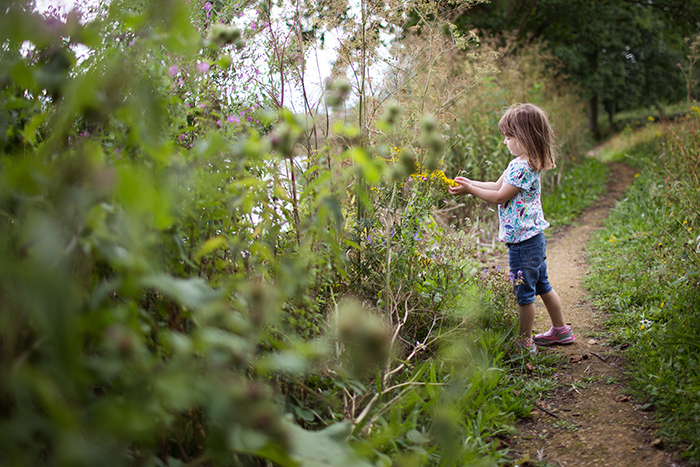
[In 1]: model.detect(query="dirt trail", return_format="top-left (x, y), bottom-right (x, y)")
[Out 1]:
top-left (506, 162), bottom-right (688, 467)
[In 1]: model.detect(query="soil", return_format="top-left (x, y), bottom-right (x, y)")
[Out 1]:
top-left (501, 162), bottom-right (690, 467)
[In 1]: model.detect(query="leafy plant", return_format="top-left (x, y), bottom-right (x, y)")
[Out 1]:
top-left (586, 116), bottom-right (700, 464)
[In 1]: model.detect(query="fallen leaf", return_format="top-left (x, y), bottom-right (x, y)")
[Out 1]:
top-left (651, 438), bottom-right (663, 447)
top-left (615, 395), bottom-right (631, 402)
top-left (571, 355), bottom-right (584, 363)
top-left (588, 338), bottom-right (598, 345)
top-left (526, 362), bottom-right (534, 371)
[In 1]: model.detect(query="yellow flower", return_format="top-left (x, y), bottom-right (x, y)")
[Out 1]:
top-left (434, 170), bottom-right (459, 188)
top-left (647, 116), bottom-right (655, 122)
top-left (634, 173), bottom-right (641, 178)
top-left (414, 169), bottom-right (459, 188)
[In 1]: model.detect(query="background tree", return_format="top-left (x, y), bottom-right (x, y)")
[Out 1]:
top-left (455, 0), bottom-right (700, 138)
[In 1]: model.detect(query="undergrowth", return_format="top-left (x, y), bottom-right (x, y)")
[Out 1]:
top-left (542, 156), bottom-right (608, 228)
top-left (586, 114), bottom-right (700, 465)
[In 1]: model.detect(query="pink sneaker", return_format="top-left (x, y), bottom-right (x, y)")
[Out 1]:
top-left (515, 336), bottom-right (538, 355)
top-left (534, 326), bottom-right (575, 346)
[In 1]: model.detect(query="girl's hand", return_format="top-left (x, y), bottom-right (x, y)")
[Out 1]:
top-left (448, 176), bottom-right (471, 196)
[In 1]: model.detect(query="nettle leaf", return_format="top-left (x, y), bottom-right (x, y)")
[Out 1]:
top-left (116, 165), bottom-right (174, 230)
top-left (194, 235), bottom-right (228, 262)
top-left (285, 421), bottom-right (372, 467)
top-left (141, 274), bottom-right (221, 309)
top-left (347, 147), bottom-right (381, 184)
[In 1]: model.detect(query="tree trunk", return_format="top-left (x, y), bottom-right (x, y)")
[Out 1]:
top-left (587, 94), bottom-right (601, 140)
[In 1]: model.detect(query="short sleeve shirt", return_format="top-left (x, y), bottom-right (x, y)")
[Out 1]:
top-left (498, 158), bottom-right (549, 243)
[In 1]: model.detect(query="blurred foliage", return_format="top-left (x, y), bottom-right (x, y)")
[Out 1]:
top-left (585, 113), bottom-right (700, 464)
top-left (0, 1), bottom-right (546, 466)
top-left (0, 0), bottom-right (635, 465)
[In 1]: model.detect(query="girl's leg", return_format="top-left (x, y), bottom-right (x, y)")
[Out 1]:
top-left (540, 289), bottom-right (566, 328)
top-left (518, 303), bottom-right (536, 337)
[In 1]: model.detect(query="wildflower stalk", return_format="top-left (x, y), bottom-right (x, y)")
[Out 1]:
top-left (383, 180), bottom-right (398, 317)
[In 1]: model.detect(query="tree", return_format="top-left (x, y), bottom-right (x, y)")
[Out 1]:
top-left (455, 0), bottom-right (700, 138)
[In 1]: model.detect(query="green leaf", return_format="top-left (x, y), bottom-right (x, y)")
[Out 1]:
top-left (194, 236), bottom-right (227, 262)
top-left (141, 274), bottom-right (220, 309)
top-left (285, 421), bottom-right (373, 467)
top-left (347, 148), bottom-right (381, 184)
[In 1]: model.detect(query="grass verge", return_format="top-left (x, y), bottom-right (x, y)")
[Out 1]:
top-left (585, 119), bottom-right (700, 465)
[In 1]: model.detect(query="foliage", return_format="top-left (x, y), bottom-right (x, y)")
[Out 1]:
top-left (541, 156), bottom-right (608, 229)
top-left (585, 114), bottom-right (700, 464)
top-left (0, 1), bottom-right (572, 466)
top-left (456, 0), bottom-right (700, 138)
top-left (0, 0), bottom-right (633, 465)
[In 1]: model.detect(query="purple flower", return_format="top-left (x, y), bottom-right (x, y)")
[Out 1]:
top-left (180, 133), bottom-right (186, 141)
top-left (196, 61), bottom-right (210, 74)
top-left (204, 2), bottom-right (212, 11)
top-left (227, 115), bottom-right (237, 123)
top-left (168, 65), bottom-right (178, 78)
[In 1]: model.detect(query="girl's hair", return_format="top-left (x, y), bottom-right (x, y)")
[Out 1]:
top-left (498, 103), bottom-right (557, 172)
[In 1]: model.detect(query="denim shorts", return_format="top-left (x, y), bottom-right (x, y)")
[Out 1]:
top-left (506, 232), bottom-right (553, 306)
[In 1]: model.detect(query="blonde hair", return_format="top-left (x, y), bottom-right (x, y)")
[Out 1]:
top-left (498, 103), bottom-right (556, 172)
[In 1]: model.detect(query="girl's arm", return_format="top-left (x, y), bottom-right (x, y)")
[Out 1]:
top-left (460, 174), bottom-right (504, 191)
top-left (448, 175), bottom-right (520, 205)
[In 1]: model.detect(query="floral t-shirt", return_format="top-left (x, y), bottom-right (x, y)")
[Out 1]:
top-left (498, 158), bottom-right (549, 244)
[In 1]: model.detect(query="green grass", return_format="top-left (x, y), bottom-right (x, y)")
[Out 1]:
top-left (585, 122), bottom-right (700, 465)
top-left (542, 156), bottom-right (609, 229)
top-left (596, 101), bottom-right (691, 139)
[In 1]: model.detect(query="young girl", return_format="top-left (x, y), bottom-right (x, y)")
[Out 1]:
top-left (448, 103), bottom-right (575, 354)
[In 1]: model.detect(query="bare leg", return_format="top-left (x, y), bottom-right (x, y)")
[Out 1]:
top-left (518, 303), bottom-right (536, 337)
top-left (540, 290), bottom-right (566, 328)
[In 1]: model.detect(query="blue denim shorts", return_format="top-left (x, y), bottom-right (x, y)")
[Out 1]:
top-left (506, 232), bottom-right (553, 306)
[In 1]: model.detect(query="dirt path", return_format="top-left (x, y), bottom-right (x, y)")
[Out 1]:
top-left (506, 162), bottom-right (688, 467)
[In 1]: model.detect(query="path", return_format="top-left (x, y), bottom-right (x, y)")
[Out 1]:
top-left (505, 162), bottom-right (688, 467)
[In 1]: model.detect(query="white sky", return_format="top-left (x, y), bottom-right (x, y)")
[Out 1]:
top-left (35, 0), bottom-right (76, 10)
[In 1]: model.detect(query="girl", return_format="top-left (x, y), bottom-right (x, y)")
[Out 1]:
top-left (448, 103), bottom-right (575, 354)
